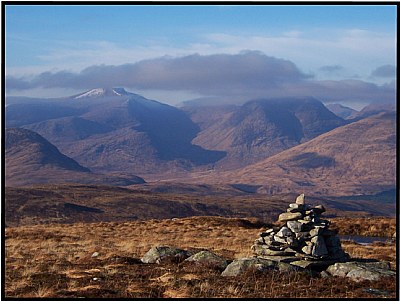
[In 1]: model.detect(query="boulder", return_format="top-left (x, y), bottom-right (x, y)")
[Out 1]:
top-left (184, 250), bottom-right (228, 269)
top-left (141, 246), bottom-right (191, 264)
top-left (221, 257), bottom-right (276, 277)
top-left (326, 261), bottom-right (395, 282)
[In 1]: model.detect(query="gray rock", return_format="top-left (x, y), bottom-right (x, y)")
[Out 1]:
top-left (301, 245), bottom-right (313, 255)
top-left (291, 259), bottom-right (339, 271)
top-left (289, 203), bottom-right (304, 209)
top-left (276, 227), bottom-right (292, 237)
top-left (277, 262), bottom-right (304, 272)
top-left (295, 194), bottom-right (305, 204)
top-left (312, 205), bottom-right (326, 214)
top-left (311, 236), bottom-right (328, 257)
top-left (287, 221), bottom-right (303, 233)
top-left (278, 212), bottom-right (303, 222)
top-left (326, 261), bottom-right (395, 282)
top-left (325, 236), bottom-right (341, 248)
top-left (221, 257), bottom-right (276, 277)
top-left (141, 246), bottom-right (190, 264)
top-left (286, 237), bottom-right (297, 247)
top-left (184, 250), bottom-right (228, 269)
top-left (257, 255), bottom-right (299, 263)
top-left (254, 237), bottom-right (265, 245)
top-left (252, 244), bottom-right (295, 256)
top-left (265, 228), bottom-right (275, 234)
top-left (295, 231), bottom-right (310, 240)
top-left (309, 227), bottom-right (323, 237)
top-left (273, 235), bottom-right (287, 244)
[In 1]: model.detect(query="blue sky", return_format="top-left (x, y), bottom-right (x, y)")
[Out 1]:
top-left (5, 4), bottom-right (397, 108)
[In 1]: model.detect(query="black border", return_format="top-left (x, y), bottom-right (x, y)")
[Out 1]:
top-left (1, 2), bottom-right (398, 300)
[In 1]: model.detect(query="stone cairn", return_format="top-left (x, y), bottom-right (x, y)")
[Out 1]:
top-left (251, 194), bottom-right (348, 261)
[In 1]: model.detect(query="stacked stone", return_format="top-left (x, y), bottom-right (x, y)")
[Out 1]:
top-left (252, 194), bottom-right (348, 261)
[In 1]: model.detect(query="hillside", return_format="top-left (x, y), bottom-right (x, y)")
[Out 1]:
top-left (177, 112), bottom-right (396, 197)
top-left (185, 97), bottom-right (346, 170)
top-left (326, 103), bottom-right (358, 119)
top-left (5, 128), bottom-right (145, 187)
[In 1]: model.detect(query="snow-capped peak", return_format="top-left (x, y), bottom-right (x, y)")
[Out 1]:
top-left (74, 88), bottom-right (130, 99)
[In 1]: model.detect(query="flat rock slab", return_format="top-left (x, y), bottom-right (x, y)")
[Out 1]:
top-left (252, 245), bottom-right (296, 256)
top-left (256, 255), bottom-right (300, 263)
top-left (290, 259), bottom-right (341, 271)
top-left (326, 261), bottom-right (395, 282)
top-left (278, 212), bottom-right (303, 222)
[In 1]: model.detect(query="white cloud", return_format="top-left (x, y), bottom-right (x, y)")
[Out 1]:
top-left (7, 27), bottom-right (395, 86)
top-left (6, 52), bottom-right (395, 106)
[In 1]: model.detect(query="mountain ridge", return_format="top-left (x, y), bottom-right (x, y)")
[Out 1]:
top-left (5, 128), bottom-right (146, 187)
top-left (5, 88), bottom-right (395, 199)
top-left (182, 112), bottom-right (395, 196)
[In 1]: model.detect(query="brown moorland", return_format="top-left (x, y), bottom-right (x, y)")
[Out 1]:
top-left (4, 183), bottom-right (396, 227)
top-left (5, 216), bottom-right (396, 298)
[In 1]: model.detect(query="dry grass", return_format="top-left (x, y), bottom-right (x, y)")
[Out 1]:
top-left (330, 217), bottom-right (396, 237)
top-left (5, 216), bottom-right (397, 298)
top-left (341, 241), bottom-right (397, 270)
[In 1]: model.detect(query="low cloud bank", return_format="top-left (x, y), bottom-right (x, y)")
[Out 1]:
top-left (6, 51), bottom-right (395, 105)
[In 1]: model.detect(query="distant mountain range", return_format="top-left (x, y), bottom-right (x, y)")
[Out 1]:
top-left (186, 111), bottom-right (395, 197)
top-left (185, 97), bottom-right (346, 169)
top-left (6, 88), bottom-right (225, 176)
top-left (5, 88), bottom-right (396, 198)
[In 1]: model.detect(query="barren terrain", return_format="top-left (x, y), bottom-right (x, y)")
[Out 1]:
top-left (5, 216), bottom-right (396, 298)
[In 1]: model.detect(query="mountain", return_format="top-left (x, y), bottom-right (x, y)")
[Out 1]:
top-left (349, 102), bottom-right (396, 120)
top-left (5, 128), bottom-right (145, 187)
top-left (326, 103), bottom-right (358, 119)
top-left (184, 97), bottom-right (346, 170)
top-left (6, 89), bottom-right (393, 190)
top-left (6, 88), bottom-right (225, 177)
top-left (192, 112), bottom-right (395, 197)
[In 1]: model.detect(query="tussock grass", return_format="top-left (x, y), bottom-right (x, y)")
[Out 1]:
top-left (330, 217), bottom-right (396, 237)
top-left (5, 216), bottom-right (397, 298)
